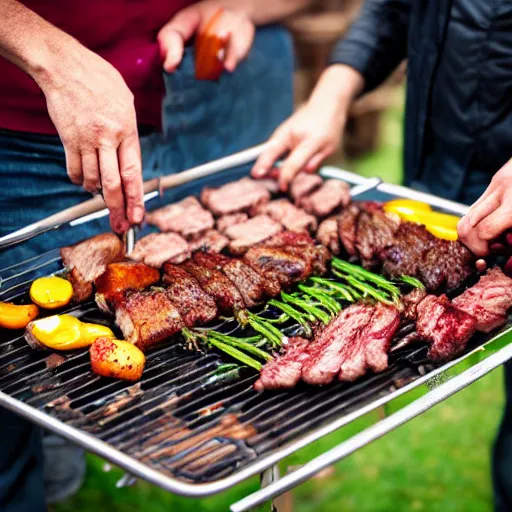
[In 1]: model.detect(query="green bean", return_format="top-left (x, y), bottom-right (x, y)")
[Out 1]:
top-left (298, 285), bottom-right (342, 315)
top-left (268, 299), bottom-right (313, 338)
top-left (208, 332), bottom-right (273, 361)
top-left (399, 275), bottom-right (426, 289)
top-left (207, 338), bottom-right (263, 371)
top-left (281, 292), bottom-right (331, 325)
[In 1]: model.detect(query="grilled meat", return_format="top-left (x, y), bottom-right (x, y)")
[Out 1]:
top-left (188, 230), bottom-right (229, 253)
top-left (225, 215), bottom-right (283, 255)
top-left (400, 288), bottom-right (428, 322)
top-left (290, 173), bottom-right (323, 203)
top-left (356, 210), bottom-right (401, 263)
top-left (254, 337), bottom-right (310, 392)
top-left (67, 268), bottom-right (94, 303)
top-left (302, 304), bottom-right (374, 386)
top-left (60, 233), bottom-right (125, 284)
top-left (115, 288), bottom-right (184, 351)
top-left (146, 196), bottom-right (214, 238)
top-left (255, 199), bottom-right (317, 233)
top-left (130, 233), bottom-right (190, 268)
top-left (317, 216), bottom-right (341, 255)
top-left (257, 178), bottom-right (280, 195)
top-left (180, 259), bottom-right (245, 313)
top-left (416, 294), bottom-right (477, 361)
top-left (162, 263), bottom-right (218, 326)
top-left (338, 204), bottom-right (361, 257)
top-left (299, 179), bottom-right (351, 217)
top-left (452, 267), bottom-right (512, 333)
top-left (95, 262), bottom-right (160, 313)
top-left (217, 213), bottom-right (249, 234)
top-left (200, 177), bottom-right (271, 215)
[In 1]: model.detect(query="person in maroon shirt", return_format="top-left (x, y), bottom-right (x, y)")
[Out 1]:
top-left (0, 1), bottom-right (311, 509)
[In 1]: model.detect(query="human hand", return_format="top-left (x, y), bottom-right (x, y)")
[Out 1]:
top-left (251, 65), bottom-right (364, 191)
top-left (158, 1), bottom-right (255, 74)
top-left (35, 41), bottom-right (143, 233)
top-left (458, 160), bottom-right (512, 257)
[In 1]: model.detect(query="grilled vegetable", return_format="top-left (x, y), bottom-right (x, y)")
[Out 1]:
top-left (90, 337), bottom-right (145, 381)
top-left (30, 276), bottom-right (73, 309)
top-left (195, 8), bottom-right (229, 80)
top-left (384, 199), bottom-right (432, 216)
top-left (0, 302), bottom-right (39, 329)
top-left (25, 314), bottom-right (114, 351)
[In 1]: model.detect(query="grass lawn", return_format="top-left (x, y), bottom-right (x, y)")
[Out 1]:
top-left (54, 97), bottom-right (505, 512)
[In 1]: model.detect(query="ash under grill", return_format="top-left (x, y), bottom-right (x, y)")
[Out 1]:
top-left (1, 271), bottom-right (487, 484)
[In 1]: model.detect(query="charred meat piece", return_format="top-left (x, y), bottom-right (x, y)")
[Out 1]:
top-left (225, 215), bottom-right (282, 255)
top-left (381, 223), bottom-right (434, 281)
top-left (95, 262), bottom-right (160, 313)
top-left (193, 251), bottom-right (278, 307)
top-left (317, 216), bottom-right (341, 255)
top-left (130, 233), bottom-right (190, 268)
top-left (416, 294), bottom-right (477, 361)
top-left (217, 213), bottom-right (249, 234)
top-left (356, 210), bottom-right (401, 263)
top-left (400, 288), bottom-right (428, 322)
top-left (201, 177), bottom-right (271, 215)
top-left (188, 230), bottom-right (229, 253)
top-left (244, 246), bottom-right (312, 288)
top-left (299, 179), bottom-right (351, 217)
top-left (255, 199), bottom-right (318, 233)
top-left (452, 267), bottom-right (512, 333)
top-left (338, 204), bottom-right (361, 257)
top-left (180, 260), bottom-right (245, 313)
top-left (254, 337), bottom-right (310, 392)
top-left (420, 239), bottom-right (475, 292)
top-left (302, 304), bottom-right (374, 386)
top-left (146, 197), bottom-right (214, 238)
top-left (115, 288), bottom-right (184, 351)
top-left (162, 263), bottom-right (218, 326)
top-left (60, 233), bottom-right (125, 284)
top-left (290, 173), bottom-right (323, 203)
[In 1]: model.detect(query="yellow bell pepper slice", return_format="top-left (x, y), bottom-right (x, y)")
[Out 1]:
top-left (26, 314), bottom-right (114, 351)
top-left (384, 199), bottom-right (432, 217)
top-left (425, 224), bottom-right (459, 241)
top-left (0, 302), bottom-right (39, 329)
top-left (30, 276), bottom-right (73, 309)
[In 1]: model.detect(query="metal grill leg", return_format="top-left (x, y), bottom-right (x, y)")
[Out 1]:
top-left (260, 465), bottom-right (281, 512)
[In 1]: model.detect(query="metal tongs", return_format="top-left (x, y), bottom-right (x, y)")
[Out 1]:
top-left (0, 143), bottom-right (270, 251)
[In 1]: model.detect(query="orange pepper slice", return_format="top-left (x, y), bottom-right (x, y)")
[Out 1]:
top-left (0, 302), bottom-right (39, 329)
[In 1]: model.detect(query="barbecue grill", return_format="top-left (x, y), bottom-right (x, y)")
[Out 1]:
top-left (0, 158), bottom-right (511, 512)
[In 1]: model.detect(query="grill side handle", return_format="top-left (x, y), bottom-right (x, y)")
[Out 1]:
top-left (230, 342), bottom-right (512, 512)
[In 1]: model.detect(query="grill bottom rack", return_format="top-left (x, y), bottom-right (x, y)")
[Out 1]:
top-left (0, 167), bottom-right (511, 512)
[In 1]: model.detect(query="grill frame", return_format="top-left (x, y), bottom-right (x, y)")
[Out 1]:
top-left (0, 166), bottom-right (511, 505)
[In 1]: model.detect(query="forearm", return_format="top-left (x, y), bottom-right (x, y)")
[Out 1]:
top-left (0, 0), bottom-right (75, 88)
top-left (201, 0), bottom-right (313, 25)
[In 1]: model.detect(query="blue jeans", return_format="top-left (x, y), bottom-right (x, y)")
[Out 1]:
top-left (0, 24), bottom-right (293, 510)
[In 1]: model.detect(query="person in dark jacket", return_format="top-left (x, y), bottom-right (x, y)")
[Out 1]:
top-left (252, 1), bottom-right (512, 510)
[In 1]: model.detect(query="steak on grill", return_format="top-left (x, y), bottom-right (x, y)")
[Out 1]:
top-left (130, 233), bottom-right (190, 268)
top-left (95, 262), bottom-right (160, 313)
top-left (216, 213), bottom-right (249, 234)
top-left (146, 197), bottom-right (214, 238)
top-left (115, 288), bottom-right (184, 351)
top-left (60, 233), bottom-right (125, 284)
top-left (338, 204), bottom-right (361, 257)
top-left (180, 259), bottom-right (245, 313)
top-left (67, 268), bottom-right (94, 303)
top-left (225, 215), bottom-right (283, 255)
top-left (356, 210), bottom-right (401, 263)
top-left (162, 263), bottom-right (218, 326)
top-left (254, 337), bottom-right (310, 392)
top-left (299, 179), bottom-right (351, 217)
top-left (452, 267), bottom-right (512, 333)
top-left (200, 177), bottom-right (271, 215)
top-left (415, 294), bottom-right (477, 361)
top-left (255, 199), bottom-right (318, 233)
top-left (316, 217), bottom-right (341, 255)
top-left (289, 173), bottom-right (323, 203)
top-left (302, 304), bottom-right (374, 385)
top-left (400, 288), bottom-right (428, 322)
top-left (188, 230), bottom-right (229, 254)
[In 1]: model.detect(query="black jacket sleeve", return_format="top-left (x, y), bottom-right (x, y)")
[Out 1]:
top-left (329, 0), bottom-right (410, 93)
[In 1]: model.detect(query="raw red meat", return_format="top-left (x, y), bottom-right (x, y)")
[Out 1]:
top-left (452, 267), bottom-right (512, 333)
top-left (254, 337), bottom-right (310, 392)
